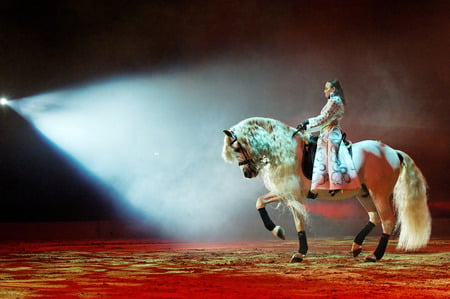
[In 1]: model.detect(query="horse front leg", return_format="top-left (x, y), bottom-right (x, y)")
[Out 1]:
top-left (256, 192), bottom-right (285, 240)
top-left (289, 200), bottom-right (308, 263)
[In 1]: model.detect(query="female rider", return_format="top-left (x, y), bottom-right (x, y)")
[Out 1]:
top-left (296, 79), bottom-right (361, 194)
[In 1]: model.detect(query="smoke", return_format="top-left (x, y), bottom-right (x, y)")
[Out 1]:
top-left (10, 58), bottom-right (304, 240)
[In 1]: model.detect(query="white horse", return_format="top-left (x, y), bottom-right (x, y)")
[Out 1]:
top-left (222, 117), bottom-right (431, 262)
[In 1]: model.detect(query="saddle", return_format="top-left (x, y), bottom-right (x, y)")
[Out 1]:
top-left (301, 135), bottom-right (318, 181)
top-left (301, 133), bottom-right (352, 181)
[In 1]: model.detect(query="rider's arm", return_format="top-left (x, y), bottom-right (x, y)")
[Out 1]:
top-left (306, 96), bottom-right (344, 132)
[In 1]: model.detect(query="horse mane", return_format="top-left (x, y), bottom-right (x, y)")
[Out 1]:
top-left (222, 117), bottom-right (309, 201)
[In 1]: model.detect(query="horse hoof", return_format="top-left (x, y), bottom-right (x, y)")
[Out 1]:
top-left (272, 226), bottom-right (285, 240)
top-left (350, 243), bottom-right (363, 257)
top-left (290, 253), bottom-right (304, 263)
top-left (351, 248), bottom-right (362, 257)
top-left (364, 254), bottom-right (377, 262)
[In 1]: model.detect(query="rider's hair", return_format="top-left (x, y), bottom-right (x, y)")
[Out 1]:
top-left (328, 79), bottom-right (346, 105)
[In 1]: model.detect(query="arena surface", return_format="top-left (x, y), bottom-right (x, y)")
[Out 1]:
top-left (0, 237), bottom-right (448, 298)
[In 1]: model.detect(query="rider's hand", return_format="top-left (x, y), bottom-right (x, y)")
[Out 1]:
top-left (296, 120), bottom-right (309, 131)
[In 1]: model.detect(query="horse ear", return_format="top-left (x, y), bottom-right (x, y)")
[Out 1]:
top-left (223, 130), bottom-right (233, 137)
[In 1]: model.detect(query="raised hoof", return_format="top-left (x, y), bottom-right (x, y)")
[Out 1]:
top-left (272, 226), bottom-right (285, 240)
top-left (290, 253), bottom-right (304, 263)
top-left (364, 254), bottom-right (377, 262)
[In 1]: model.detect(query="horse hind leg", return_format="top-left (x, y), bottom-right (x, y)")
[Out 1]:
top-left (352, 222), bottom-right (375, 257)
top-left (351, 196), bottom-right (381, 257)
top-left (364, 193), bottom-right (396, 262)
top-left (365, 233), bottom-right (390, 262)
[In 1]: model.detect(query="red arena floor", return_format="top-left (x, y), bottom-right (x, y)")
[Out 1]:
top-left (0, 237), bottom-right (448, 298)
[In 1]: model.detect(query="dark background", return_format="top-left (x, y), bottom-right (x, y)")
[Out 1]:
top-left (0, 1), bottom-right (448, 228)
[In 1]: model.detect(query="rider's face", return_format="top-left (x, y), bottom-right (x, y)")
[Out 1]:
top-left (324, 82), bottom-right (335, 99)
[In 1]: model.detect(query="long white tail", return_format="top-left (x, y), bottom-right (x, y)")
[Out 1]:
top-left (393, 151), bottom-right (431, 251)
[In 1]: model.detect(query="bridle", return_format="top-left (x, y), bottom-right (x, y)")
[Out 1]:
top-left (227, 130), bottom-right (254, 167)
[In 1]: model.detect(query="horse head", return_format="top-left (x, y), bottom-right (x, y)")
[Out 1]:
top-left (223, 129), bottom-right (260, 178)
top-left (222, 117), bottom-right (299, 179)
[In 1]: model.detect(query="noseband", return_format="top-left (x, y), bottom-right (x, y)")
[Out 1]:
top-left (238, 151), bottom-right (253, 166)
top-left (228, 131), bottom-right (254, 167)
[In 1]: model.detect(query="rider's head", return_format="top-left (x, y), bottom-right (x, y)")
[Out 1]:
top-left (325, 79), bottom-right (346, 105)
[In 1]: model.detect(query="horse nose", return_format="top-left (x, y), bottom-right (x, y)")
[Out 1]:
top-left (244, 167), bottom-right (255, 178)
top-left (244, 168), bottom-right (252, 178)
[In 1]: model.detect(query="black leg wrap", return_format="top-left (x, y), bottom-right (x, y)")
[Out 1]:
top-left (298, 231), bottom-right (308, 255)
top-left (373, 233), bottom-right (390, 260)
top-left (354, 221), bottom-right (376, 245)
top-left (258, 208), bottom-right (276, 231)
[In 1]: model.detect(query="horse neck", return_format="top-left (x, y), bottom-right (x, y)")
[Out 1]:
top-left (262, 133), bottom-right (309, 200)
